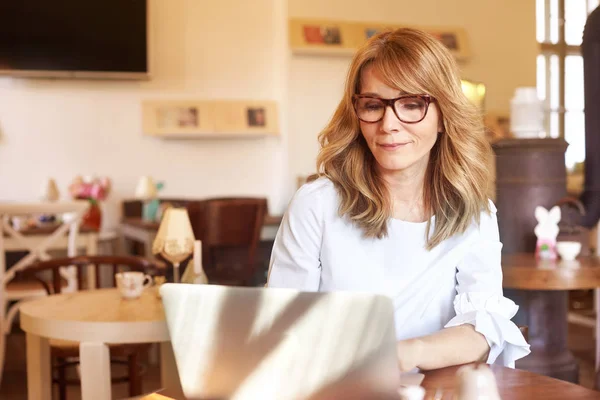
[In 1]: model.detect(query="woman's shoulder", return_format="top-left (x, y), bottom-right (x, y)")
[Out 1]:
top-left (287, 176), bottom-right (337, 217)
top-left (296, 176), bottom-right (336, 199)
top-left (473, 198), bottom-right (499, 239)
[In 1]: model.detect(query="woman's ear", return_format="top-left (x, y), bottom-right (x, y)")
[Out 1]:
top-left (437, 112), bottom-right (445, 133)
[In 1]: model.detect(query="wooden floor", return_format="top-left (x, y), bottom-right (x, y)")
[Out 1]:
top-left (0, 323), bottom-right (598, 399)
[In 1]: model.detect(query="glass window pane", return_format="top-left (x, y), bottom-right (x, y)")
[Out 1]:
top-left (550, 0), bottom-right (559, 43)
top-left (537, 0), bottom-right (546, 42)
top-left (565, 55), bottom-right (584, 110)
top-left (550, 55), bottom-right (560, 109)
top-left (537, 55), bottom-right (547, 101)
top-left (550, 111), bottom-right (560, 138)
top-left (565, 0), bottom-right (587, 45)
top-left (565, 111), bottom-right (586, 168)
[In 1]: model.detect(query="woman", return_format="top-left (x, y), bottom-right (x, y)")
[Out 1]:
top-left (267, 28), bottom-right (530, 371)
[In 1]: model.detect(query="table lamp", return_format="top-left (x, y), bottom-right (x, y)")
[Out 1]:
top-left (152, 207), bottom-right (194, 283)
top-left (135, 176), bottom-right (159, 221)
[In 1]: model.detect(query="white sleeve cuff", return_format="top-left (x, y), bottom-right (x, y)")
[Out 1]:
top-left (444, 292), bottom-right (531, 367)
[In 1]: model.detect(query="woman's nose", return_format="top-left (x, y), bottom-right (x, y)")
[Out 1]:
top-left (381, 105), bottom-right (401, 134)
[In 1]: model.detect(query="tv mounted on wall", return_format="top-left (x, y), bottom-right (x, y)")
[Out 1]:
top-left (0, 0), bottom-right (148, 80)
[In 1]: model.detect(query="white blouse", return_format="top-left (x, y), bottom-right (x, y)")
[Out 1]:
top-left (267, 178), bottom-right (530, 367)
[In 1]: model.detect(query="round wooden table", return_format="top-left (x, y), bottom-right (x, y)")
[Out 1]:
top-left (19, 288), bottom-right (184, 400)
top-left (422, 364), bottom-right (600, 399)
top-left (502, 253), bottom-right (600, 384)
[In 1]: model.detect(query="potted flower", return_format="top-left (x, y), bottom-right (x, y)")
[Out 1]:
top-left (68, 176), bottom-right (111, 231)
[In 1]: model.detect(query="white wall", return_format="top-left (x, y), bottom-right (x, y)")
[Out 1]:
top-left (0, 0), bottom-right (289, 231)
top-left (0, 0), bottom-right (537, 230)
top-left (287, 0), bottom-right (537, 181)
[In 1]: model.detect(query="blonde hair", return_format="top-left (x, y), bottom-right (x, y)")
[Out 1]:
top-left (310, 28), bottom-right (492, 250)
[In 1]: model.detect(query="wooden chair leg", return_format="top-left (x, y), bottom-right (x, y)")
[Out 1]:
top-left (56, 357), bottom-right (67, 400)
top-left (128, 352), bottom-right (142, 396)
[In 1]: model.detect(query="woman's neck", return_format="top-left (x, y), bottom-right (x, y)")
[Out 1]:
top-left (378, 159), bottom-right (428, 221)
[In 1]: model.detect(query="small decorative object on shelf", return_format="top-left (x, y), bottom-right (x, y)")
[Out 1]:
top-left (68, 175), bottom-right (111, 231)
top-left (181, 240), bottom-right (208, 284)
top-left (135, 176), bottom-right (163, 222)
top-left (534, 205), bottom-right (561, 260)
top-left (40, 177), bottom-right (60, 202)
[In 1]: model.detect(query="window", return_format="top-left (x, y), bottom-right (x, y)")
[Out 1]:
top-left (536, 0), bottom-right (599, 169)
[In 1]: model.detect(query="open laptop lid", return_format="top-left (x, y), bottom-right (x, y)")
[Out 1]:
top-left (160, 284), bottom-right (399, 400)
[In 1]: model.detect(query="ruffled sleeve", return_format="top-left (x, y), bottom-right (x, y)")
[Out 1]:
top-left (444, 200), bottom-right (531, 367)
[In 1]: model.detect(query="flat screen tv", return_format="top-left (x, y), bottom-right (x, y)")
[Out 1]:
top-left (0, 0), bottom-right (148, 80)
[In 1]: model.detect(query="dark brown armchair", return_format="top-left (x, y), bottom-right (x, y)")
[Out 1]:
top-left (189, 197), bottom-right (267, 286)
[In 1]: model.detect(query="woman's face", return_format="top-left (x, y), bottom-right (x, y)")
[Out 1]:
top-left (357, 65), bottom-right (442, 175)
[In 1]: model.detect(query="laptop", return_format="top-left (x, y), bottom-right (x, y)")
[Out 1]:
top-left (160, 283), bottom-right (401, 400)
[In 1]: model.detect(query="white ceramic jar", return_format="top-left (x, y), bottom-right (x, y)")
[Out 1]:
top-left (510, 87), bottom-right (544, 138)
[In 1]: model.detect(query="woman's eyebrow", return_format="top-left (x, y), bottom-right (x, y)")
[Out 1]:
top-left (358, 91), bottom-right (409, 97)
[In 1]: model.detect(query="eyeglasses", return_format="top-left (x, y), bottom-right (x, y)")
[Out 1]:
top-left (352, 94), bottom-right (434, 124)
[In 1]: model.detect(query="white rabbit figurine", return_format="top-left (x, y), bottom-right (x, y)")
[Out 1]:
top-left (534, 205), bottom-right (561, 260)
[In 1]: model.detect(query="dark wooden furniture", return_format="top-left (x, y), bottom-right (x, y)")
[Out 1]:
top-left (581, 6), bottom-right (600, 228)
top-left (139, 363), bottom-right (600, 400)
top-left (121, 198), bottom-right (283, 286)
top-left (189, 197), bottom-right (267, 286)
top-left (17, 255), bottom-right (165, 400)
top-left (502, 253), bottom-right (600, 385)
top-left (493, 138), bottom-right (569, 254)
top-left (422, 364), bottom-right (600, 399)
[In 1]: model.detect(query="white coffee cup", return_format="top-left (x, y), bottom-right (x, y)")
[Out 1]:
top-left (115, 271), bottom-right (153, 299)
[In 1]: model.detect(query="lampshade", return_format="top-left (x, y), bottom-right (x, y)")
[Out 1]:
top-left (152, 208), bottom-right (195, 282)
top-left (41, 178), bottom-right (60, 202)
top-left (135, 176), bottom-right (158, 200)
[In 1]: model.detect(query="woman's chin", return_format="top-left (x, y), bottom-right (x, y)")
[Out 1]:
top-left (375, 157), bottom-right (414, 172)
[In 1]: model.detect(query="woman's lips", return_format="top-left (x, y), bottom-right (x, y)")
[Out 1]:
top-left (378, 142), bottom-right (410, 151)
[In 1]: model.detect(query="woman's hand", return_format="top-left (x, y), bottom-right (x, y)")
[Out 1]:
top-left (396, 338), bottom-right (424, 372)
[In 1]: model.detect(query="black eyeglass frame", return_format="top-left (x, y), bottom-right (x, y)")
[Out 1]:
top-left (352, 94), bottom-right (434, 124)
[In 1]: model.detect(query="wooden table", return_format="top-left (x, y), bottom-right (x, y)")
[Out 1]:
top-left (139, 364), bottom-right (600, 399)
top-left (422, 364), bottom-right (600, 399)
top-left (19, 288), bottom-right (184, 400)
top-left (502, 253), bottom-right (600, 384)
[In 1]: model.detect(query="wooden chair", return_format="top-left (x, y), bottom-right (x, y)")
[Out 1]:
top-left (17, 255), bottom-right (165, 399)
top-left (188, 197), bottom-right (267, 286)
top-left (0, 201), bottom-right (89, 385)
top-left (518, 325), bottom-right (529, 342)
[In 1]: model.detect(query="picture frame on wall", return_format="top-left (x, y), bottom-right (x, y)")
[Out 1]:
top-left (213, 100), bottom-right (279, 135)
top-left (289, 18), bottom-right (470, 61)
top-left (142, 100), bottom-right (215, 137)
top-left (289, 19), bottom-right (358, 55)
top-left (142, 100), bottom-right (279, 139)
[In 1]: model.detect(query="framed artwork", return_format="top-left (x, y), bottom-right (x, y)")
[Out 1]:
top-left (289, 19), bottom-right (358, 55)
top-left (289, 18), bottom-right (470, 60)
top-left (142, 100), bottom-right (215, 137)
top-left (213, 100), bottom-right (279, 135)
top-left (142, 100), bottom-right (279, 139)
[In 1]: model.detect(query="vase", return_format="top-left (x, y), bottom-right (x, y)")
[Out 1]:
top-left (82, 202), bottom-right (102, 231)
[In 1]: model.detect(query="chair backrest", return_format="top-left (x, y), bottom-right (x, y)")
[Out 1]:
top-left (189, 197), bottom-right (267, 274)
top-left (18, 255), bottom-right (166, 294)
top-left (122, 198), bottom-right (196, 219)
top-left (0, 201), bottom-right (89, 292)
